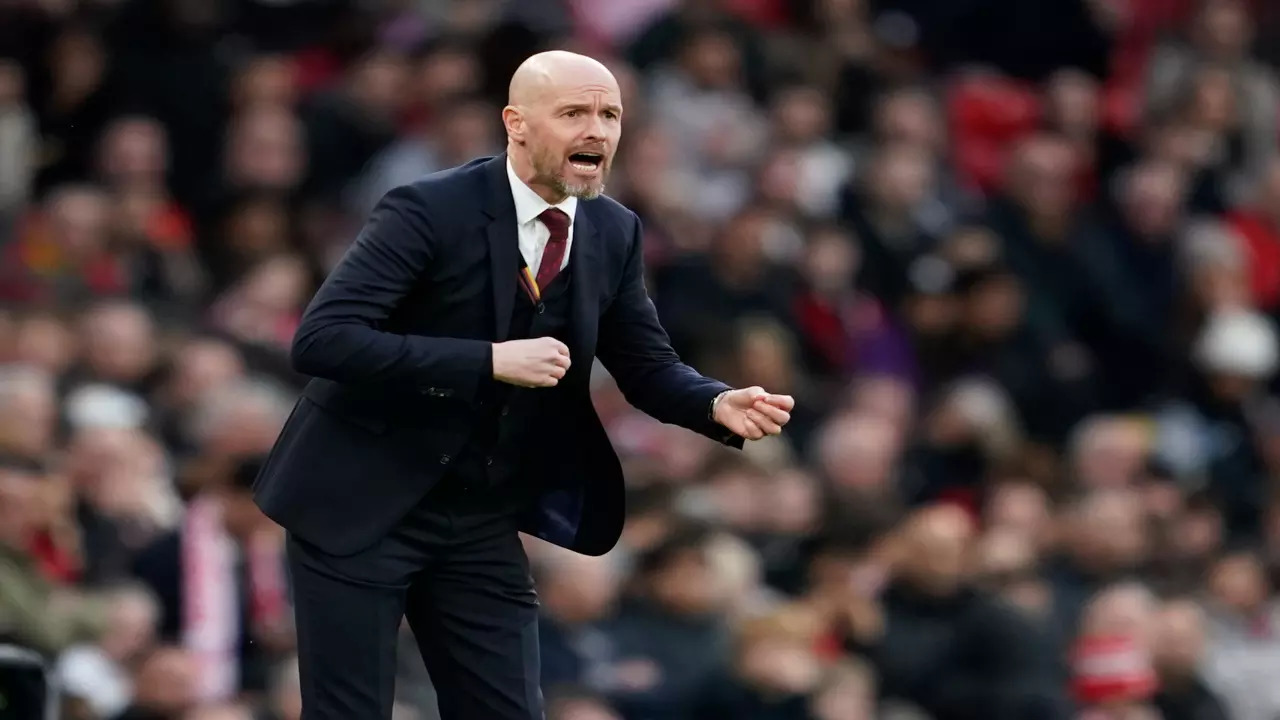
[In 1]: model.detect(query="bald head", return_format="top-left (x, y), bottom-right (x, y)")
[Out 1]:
top-left (503, 51), bottom-right (622, 203)
top-left (508, 51), bottom-right (618, 107)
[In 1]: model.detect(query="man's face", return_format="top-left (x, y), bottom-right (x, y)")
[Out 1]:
top-left (520, 80), bottom-right (622, 200)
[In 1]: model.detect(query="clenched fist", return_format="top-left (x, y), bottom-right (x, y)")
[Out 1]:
top-left (492, 337), bottom-right (571, 387)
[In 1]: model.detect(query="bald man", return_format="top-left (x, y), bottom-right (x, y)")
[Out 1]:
top-left (253, 51), bottom-right (794, 719)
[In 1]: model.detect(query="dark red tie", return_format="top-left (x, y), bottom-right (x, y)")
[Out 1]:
top-left (536, 208), bottom-right (570, 291)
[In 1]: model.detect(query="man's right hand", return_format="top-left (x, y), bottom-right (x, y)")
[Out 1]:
top-left (492, 337), bottom-right (571, 387)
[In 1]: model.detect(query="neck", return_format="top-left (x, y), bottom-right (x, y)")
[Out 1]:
top-left (508, 145), bottom-right (566, 204)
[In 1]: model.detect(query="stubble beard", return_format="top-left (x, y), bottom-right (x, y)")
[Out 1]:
top-left (533, 147), bottom-right (607, 200)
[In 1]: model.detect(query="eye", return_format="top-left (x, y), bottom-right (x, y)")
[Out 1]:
top-left (603, 111), bottom-right (619, 120)
top-left (565, 109), bottom-right (580, 118)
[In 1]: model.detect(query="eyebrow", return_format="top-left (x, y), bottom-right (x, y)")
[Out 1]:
top-left (559, 102), bottom-right (623, 114)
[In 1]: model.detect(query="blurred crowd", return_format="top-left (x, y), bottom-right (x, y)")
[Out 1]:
top-left (6, 0), bottom-right (1280, 719)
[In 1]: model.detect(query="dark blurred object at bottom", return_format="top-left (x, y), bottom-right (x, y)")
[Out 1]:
top-left (0, 643), bottom-right (55, 720)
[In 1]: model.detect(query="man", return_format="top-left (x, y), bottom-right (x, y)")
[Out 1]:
top-left (252, 50), bottom-right (793, 720)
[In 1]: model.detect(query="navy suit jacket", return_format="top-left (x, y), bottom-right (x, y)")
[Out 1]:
top-left (253, 155), bottom-right (741, 557)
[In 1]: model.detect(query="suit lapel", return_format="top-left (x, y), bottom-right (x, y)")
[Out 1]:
top-left (570, 207), bottom-right (600, 364)
top-left (483, 155), bottom-right (519, 342)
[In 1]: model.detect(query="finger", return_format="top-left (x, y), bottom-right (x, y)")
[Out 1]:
top-left (553, 354), bottom-right (571, 369)
top-left (549, 365), bottom-right (566, 379)
top-left (549, 338), bottom-right (570, 356)
top-left (540, 376), bottom-right (559, 387)
top-left (742, 416), bottom-right (764, 440)
top-left (744, 385), bottom-right (768, 401)
top-left (762, 394), bottom-right (795, 412)
top-left (752, 400), bottom-right (791, 425)
top-left (746, 408), bottom-right (782, 435)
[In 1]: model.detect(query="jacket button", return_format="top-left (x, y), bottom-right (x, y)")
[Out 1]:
top-left (500, 406), bottom-right (509, 417)
top-left (439, 454), bottom-right (451, 464)
top-left (485, 456), bottom-right (494, 466)
top-left (537, 303), bottom-right (546, 314)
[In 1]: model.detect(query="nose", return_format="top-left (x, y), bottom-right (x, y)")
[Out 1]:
top-left (583, 114), bottom-right (606, 142)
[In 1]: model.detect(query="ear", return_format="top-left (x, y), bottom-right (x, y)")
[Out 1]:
top-left (502, 105), bottom-right (525, 145)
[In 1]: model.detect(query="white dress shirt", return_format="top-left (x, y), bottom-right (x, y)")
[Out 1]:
top-left (507, 158), bottom-right (578, 274)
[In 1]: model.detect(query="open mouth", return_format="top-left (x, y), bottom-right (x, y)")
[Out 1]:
top-left (568, 152), bottom-right (604, 172)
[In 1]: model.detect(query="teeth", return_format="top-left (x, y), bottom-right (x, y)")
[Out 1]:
top-left (571, 162), bottom-right (597, 171)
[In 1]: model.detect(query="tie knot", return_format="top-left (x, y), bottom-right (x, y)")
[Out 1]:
top-left (538, 208), bottom-right (570, 241)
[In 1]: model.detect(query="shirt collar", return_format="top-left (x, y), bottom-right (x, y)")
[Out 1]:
top-left (506, 157), bottom-right (577, 226)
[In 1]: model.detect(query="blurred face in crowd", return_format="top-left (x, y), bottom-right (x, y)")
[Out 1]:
top-left (650, 545), bottom-right (724, 615)
top-left (1071, 417), bottom-right (1150, 489)
top-left (0, 367), bottom-right (57, 459)
top-left (80, 301), bottom-right (157, 385)
top-left (47, 185), bottom-right (110, 260)
top-left (438, 99), bottom-right (501, 165)
top-left (224, 195), bottom-right (291, 262)
top-left (713, 209), bottom-right (768, 275)
top-left (985, 481), bottom-right (1053, 549)
top-left (164, 337), bottom-right (246, 411)
top-left (540, 553), bottom-right (621, 624)
top-left (874, 88), bottom-right (944, 152)
top-left (736, 615), bottom-right (823, 695)
top-left (98, 117), bottom-right (168, 188)
top-left (1169, 500), bottom-right (1222, 564)
top-left (1209, 553), bottom-right (1270, 614)
top-left (773, 86), bottom-right (831, 145)
top-left (963, 272), bottom-right (1024, 340)
top-left (802, 227), bottom-right (859, 296)
top-left (1195, 0), bottom-right (1251, 59)
top-left (12, 314), bottom-right (77, 375)
top-left (225, 107), bottom-right (305, 191)
top-left (704, 462), bottom-right (767, 531)
top-left (1007, 135), bottom-right (1078, 222)
top-left (131, 647), bottom-right (198, 715)
top-left (415, 46), bottom-right (482, 110)
top-left (895, 505), bottom-right (974, 597)
top-left (810, 665), bottom-right (875, 720)
top-left (1152, 600), bottom-right (1207, 680)
top-left (681, 29), bottom-right (741, 90)
top-left (867, 142), bottom-right (934, 214)
top-left (974, 528), bottom-right (1038, 588)
top-left (1185, 67), bottom-right (1239, 132)
top-left (763, 470), bottom-right (822, 535)
top-left (1044, 69), bottom-right (1100, 139)
top-left (942, 227), bottom-right (1001, 269)
top-left (1069, 491), bottom-right (1148, 574)
top-left (756, 148), bottom-right (804, 208)
top-left (101, 588), bottom-right (158, 663)
top-left (1080, 583), bottom-right (1158, 650)
top-left (49, 27), bottom-right (105, 102)
top-left (347, 52), bottom-right (410, 121)
top-left (817, 412), bottom-right (901, 494)
top-left (734, 322), bottom-right (797, 394)
top-left (850, 375), bottom-right (916, 441)
top-left (232, 55), bottom-right (298, 111)
top-left (1120, 160), bottom-right (1188, 239)
top-left (504, 54), bottom-right (621, 203)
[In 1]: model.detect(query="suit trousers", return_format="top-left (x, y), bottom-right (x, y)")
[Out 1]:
top-left (287, 476), bottom-right (543, 720)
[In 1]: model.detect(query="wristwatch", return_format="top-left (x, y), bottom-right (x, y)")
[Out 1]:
top-left (708, 389), bottom-right (730, 422)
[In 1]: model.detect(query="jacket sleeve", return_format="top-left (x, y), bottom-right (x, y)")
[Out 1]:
top-left (290, 184), bottom-right (492, 403)
top-left (595, 212), bottom-right (742, 447)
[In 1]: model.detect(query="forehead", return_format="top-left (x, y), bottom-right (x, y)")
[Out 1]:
top-left (540, 78), bottom-right (622, 108)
